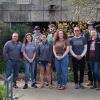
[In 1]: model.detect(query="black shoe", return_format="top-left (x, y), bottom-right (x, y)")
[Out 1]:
top-left (13, 84), bottom-right (18, 88)
top-left (23, 84), bottom-right (28, 89)
top-left (90, 85), bottom-right (97, 89)
top-left (31, 83), bottom-right (37, 88)
top-left (90, 83), bottom-right (97, 89)
top-left (74, 84), bottom-right (79, 89)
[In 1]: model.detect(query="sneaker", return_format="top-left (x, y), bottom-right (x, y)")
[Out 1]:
top-left (49, 85), bottom-right (53, 89)
top-left (79, 84), bottom-right (85, 89)
top-left (96, 83), bottom-right (100, 90)
top-left (56, 84), bottom-right (61, 90)
top-left (23, 84), bottom-right (28, 89)
top-left (74, 84), bottom-right (79, 89)
top-left (58, 85), bottom-right (66, 90)
top-left (38, 85), bottom-right (44, 88)
top-left (90, 85), bottom-right (97, 89)
top-left (96, 87), bottom-right (100, 90)
top-left (31, 83), bottom-right (37, 88)
top-left (13, 84), bottom-right (18, 88)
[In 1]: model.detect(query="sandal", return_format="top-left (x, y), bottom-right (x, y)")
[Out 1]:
top-left (38, 84), bottom-right (44, 88)
top-left (49, 85), bottom-right (53, 89)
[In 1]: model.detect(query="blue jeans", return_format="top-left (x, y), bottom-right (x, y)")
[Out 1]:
top-left (95, 61), bottom-right (100, 83)
top-left (5, 60), bottom-right (19, 84)
top-left (89, 60), bottom-right (96, 83)
top-left (55, 55), bottom-right (69, 86)
top-left (24, 60), bottom-right (35, 84)
top-left (89, 60), bottom-right (100, 83)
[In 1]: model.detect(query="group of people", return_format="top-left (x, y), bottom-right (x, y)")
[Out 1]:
top-left (3, 21), bottom-right (100, 90)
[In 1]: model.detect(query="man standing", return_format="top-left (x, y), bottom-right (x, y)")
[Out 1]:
top-left (70, 27), bottom-right (87, 89)
top-left (32, 26), bottom-right (42, 87)
top-left (3, 32), bottom-right (22, 88)
top-left (47, 24), bottom-right (57, 85)
top-left (47, 24), bottom-right (57, 44)
top-left (32, 26), bottom-right (42, 44)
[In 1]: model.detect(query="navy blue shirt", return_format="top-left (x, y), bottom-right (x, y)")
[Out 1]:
top-left (3, 40), bottom-right (22, 61)
top-left (38, 42), bottom-right (52, 62)
top-left (70, 36), bottom-right (87, 55)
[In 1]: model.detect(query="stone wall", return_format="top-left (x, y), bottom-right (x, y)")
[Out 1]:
top-left (0, 0), bottom-right (100, 22)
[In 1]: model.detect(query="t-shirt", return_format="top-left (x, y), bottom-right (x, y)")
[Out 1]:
top-left (54, 39), bottom-right (69, 53)
top-left (38, 42), bottom-right (52, 62)
top-left (21, 42), bottom-right (36, 59)
top-left (90, 40), bottom-right (95, 51)
top-left (3, 40), bottom-right (22, 61)
top-left (70, 36), bottom-right (87, 55)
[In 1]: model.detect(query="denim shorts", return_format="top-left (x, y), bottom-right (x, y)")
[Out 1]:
top-left (38, 61), bottom-right (49, 67)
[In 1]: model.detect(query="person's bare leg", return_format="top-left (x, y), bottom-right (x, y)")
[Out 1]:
top-left (46, 63), bottom-right (52, 88)
top-left (51, 63), bottom-right (54, 85)
top-left (39, 66), bottom-right (45, 88)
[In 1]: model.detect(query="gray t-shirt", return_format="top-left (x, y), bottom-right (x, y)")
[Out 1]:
top-left (21, 42), bottom-right (36, 60)
top-left (3, 40), bottom-right (22, 61)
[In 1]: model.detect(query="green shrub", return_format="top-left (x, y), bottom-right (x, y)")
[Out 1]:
top-left (19, 59), bottom-right (24, 73)
top-left (0, 60), bottom-right (6, 74)
top-left (0, 59), bottom-right (24, 74)
top-left (0, 82), bottom-right (20, 100)
top-left (0, 82), bottom-right (7, 100)
top-left (68, 71), bottom-right (74, 82)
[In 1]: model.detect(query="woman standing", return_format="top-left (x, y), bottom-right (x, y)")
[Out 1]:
top-left (38, 33), bottom-right (52, 88)
top-left (87, 29), bottom-right (100, 90)
top-left (53, 29), bottom-right (70, 90)
top-left (21, 33), bottom-right (37, 89)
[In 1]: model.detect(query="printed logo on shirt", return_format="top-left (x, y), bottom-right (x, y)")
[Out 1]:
top-left (73, 40), bottom-right (83, 46)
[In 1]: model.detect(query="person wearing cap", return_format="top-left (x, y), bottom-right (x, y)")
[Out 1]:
top-left (84, 21), bottom-right (95, 86)
top-left (32, 26), bottom-right (42, 86)
top-left (70, 27), bottom-right (87, 89)
top-left (47, 24), bottom-right (57, 85)
top-left (47, 24), bottom-right (57, 44)
top-left (32, 26), bottom-right (42, 44)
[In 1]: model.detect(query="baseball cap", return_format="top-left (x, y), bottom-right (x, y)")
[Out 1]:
top-left (34, 26), bottom-right (40, 30)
